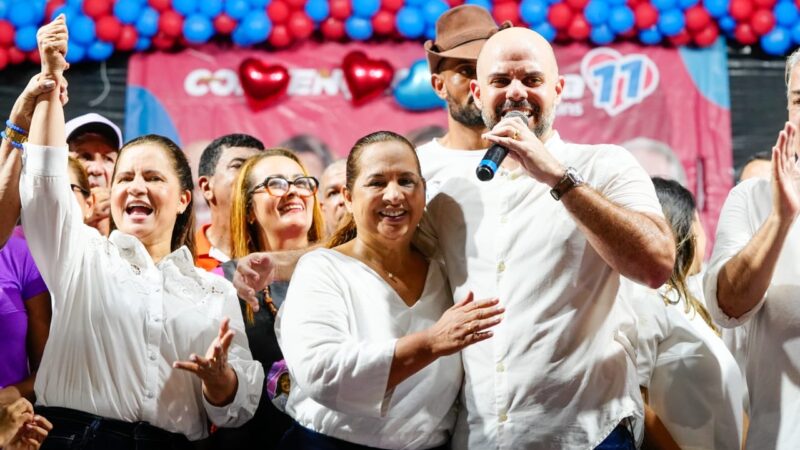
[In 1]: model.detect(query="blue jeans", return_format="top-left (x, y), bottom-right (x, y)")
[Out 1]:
top-left (594, 424), bottom-right (636, 450)
top-left (277, 422), bottom-right (449, 450)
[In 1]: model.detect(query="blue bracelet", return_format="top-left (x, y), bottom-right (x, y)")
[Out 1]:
top-left (1, 130), bottom-right (24, 150)
top-left (5, 120), bottom-right (27, 136)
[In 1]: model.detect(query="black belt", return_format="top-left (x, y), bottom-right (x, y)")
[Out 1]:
top-left (35, 406), bottom-right (190, 446)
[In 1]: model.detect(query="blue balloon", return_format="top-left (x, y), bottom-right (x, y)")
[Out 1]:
top-left (114, 0), bottom-right (143, 25)
top-left (13, 26), bottom-right (37, 51)
top-left (639, 25), bottom-right (662, 44)
top-left (651, 0), bottom-right (677, 11)
top-left (584, 1), bottom-right (610, 25)
top-left (136, 8), bottom-right (159, 37)
top-left (65, 43), bottom-right (85, 64)
top-left (71, 15), bottom-right (97, 46)
top-left (520, 0), bottom-right (548, 25)
top-left (719, 15), bottom-right (736, 32)
top-left (704, 0), bottom-right (728, 18)
top-left (353, 0), bottom-right (381, 18)
top-left (242, 10), bottom-right (271, 43)
top-left (396, 7), bottom-right (425, 38)
top-left (532, 21), bottom-right (556, 41)
top-left (590, 23), bottom-right (615, 44)
top-left (0, 1), bottom-right (7, 20)
top-left (66, 0), bottom-right (82, 7)
top-left (345, 16), bottom-right (373, 40)
top-left (762, 26), bottom-right (792, 55)
top-left (184, 14), bottom-right (214, 43)
top-left (50, 5), bottom-right (77, 22)
top-left (306, 0), bottom-right (329, 21)
top-left (422, 0), bottom-right (449, 25)
top-left (31, 0), bottom-right (45, 24)
top-left (394, 59), bottom-right (446, 111)
top-left (225, 0), bottom-right (251, 20)
top-left (8, 2), bottom-right (36, 27)
top-left (793, 21), bottom-right (800, 44)
top-left (608, 0), bottom-right (626, 5)
top-left (406, 0), bottom-right (426, 6)
top-left (199, 0), bottom-right (223, 18)
top-left (678, 0), bottom-right (699, 9)
top-left (775, 2), bottom-right (799, 27)
top-left (135, 36), bottom-right (151, 51)
top-left (232, 25), bottom-right (251, 46)
top-left (87, 41), bottom-right (114, 61)
top-left (657, 8), bottom-right (684, 36)
top-left (608, 6), bottom-right (634, 33)
top-left (250, 0), bottom-right (270, 7)
top-left (173, 0), bottom-right (198, 16)
top-left (465, 0), bottom-right (493, 12)
top-left (424, 23), bottom-right (436, 39)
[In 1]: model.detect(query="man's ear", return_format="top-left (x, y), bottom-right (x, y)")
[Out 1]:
top-left (343, 187), bottom-right (354, 213)
top-left (470, 79), bottom-right (482, 109)
top-left (431, 73), bottom-right (447, 101)
top-left (197, 175), bottom-right (214, 204)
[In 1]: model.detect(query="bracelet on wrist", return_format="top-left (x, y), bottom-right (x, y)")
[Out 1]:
top-left (1, 130), bottom-right (25, 150)
top-left (5, 120), bottom-right (28, 136)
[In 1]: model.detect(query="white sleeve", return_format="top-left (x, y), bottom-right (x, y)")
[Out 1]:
top-left (595, 146), bottom-right (664, 217)
top-left (632, 297), bottom-right (668, 390)
top-left (203, 280), bottom-right (265, 427)
top-left (704, 182), bottom-right (764, 328)
top-left (19, 144), bottom-right (99, 301)
top-left (277, 252), bottom-right (396, 418)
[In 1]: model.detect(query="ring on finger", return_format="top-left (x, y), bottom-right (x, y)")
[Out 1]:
top-left (513, 130), bottom-right (520, 140)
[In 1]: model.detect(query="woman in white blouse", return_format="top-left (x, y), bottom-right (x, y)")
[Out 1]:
top-left (19, 18), bottom-right (262, 448)
top-left (621, 177), bottom-right (746, 450)
top-left (276, 131), bottom-right (504, 450)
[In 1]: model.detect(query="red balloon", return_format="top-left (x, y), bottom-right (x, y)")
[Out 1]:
top-left (0, 47), bottom-right (7, 70)
top-left (548, 3), bottom-right (573, 29)
top-left (268, 1), bottom-right (291, 23)
top-left (753, 0), bottom-right (776, 8)
top-left (493, 2), bottom-right (520, 25)
top-left (238, 57), bottom-right (291, 110)
top-left (635, 3), bottom-right (658, 29)
top-left (750, 9), bottom-right (775, 35)
top-left (159, 10), bottom-right (184, 38)
top-left (372, 10), bottom-right (395, 35)
top-left (566, 0), bottom-right (589, 11)
top-left (286, 0), bottom-right (307, 9)
top-left (692, 23), bottom-right (718, 46)
top-left (7, 47), bottom-right (25, 65)
top-left (729, 0), bottom-right (754, 20)
top-left (341, 50), bottom-right (394, 106)
top-left (321, 17), bottom-right (346, 39)
top-left (567, 15), bottom-right (590, 40)
top-left (116, 25), bottom-right (138, 51)
top-left (97, 16), bottom-right (122, 42)
top-left (734, 22), bottom-right (758, 44)
top-left (83, 0), bottom-right (111, 19)
top-left (447, 0), bottom-right (465, 4)
top-left (684, 6), bottom-right (710, 31)
top-left (330, 0), bottom-right (352, 20)
top-left (152, 31), bottom-right (175, 50)
top-left (45, 0), bottom-right (66, 22)
top-left (149, 0), bottom-right (171, 12)
top-left (0, 20), bottom-right (14, 47)
top-left (668, 29), bottom-right (690, 46)
top-left (269, 24), bottom-right (293, 47)
top-left (382, 0), bottom-right (404, 12)
top-left (214, 14), bottom-right (237, 35)
top-left (27, 49), bottom-right (41, 64)
top-left (288, 11), bottom-right (314, 38)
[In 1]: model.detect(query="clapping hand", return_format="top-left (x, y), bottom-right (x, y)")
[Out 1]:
top-left (771, 121), bottom-right (800, 225)
top-left (174, 317), bottom-right (239, 406)
top-left (233, 252), bottom-right (276, 312)
top-left (425, 292), bottom-right (504, 357)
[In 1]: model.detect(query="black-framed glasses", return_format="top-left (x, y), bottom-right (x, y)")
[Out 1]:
top-left (248, 176), bottom-right (319, 198)
top-left (70, 184), bottom-right (90, 198)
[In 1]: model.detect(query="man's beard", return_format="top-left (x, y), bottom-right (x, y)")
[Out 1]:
top-left (446, 92), bottom-right (485, 127)
top-left (481, 100), bottom-right (555, 139)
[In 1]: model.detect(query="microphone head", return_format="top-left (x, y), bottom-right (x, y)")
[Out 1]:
top-left (476, 165), bottom-right (495, 181)
top-left (503, 110), bottom-right (529, 126)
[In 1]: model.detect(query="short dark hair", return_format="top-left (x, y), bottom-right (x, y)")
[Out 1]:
top-left (279, 134), bottom-right (334, 167)
top-left (736, 150), bottom-right (772, 182)
top-left (198, 134), bottom-right (265, 178)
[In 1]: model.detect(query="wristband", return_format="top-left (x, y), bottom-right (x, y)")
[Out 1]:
top-left (1, 131), bottom-right (24, 150)
top-left (5, 120), bottom-right (28, 136)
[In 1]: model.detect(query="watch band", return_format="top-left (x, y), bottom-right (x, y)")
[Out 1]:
top-left (550, 167), bottom-right (584, 201)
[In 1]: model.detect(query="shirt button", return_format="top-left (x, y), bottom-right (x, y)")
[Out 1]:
top-left (496, 362), bottom-right (505, 373)
top-left (497, 262), bottom-right (506, 273)
top-left (145, 391), bottom-right (154, 399)
top-left (500, 216), bottom-right (508, 224)
top-left (153, 317), bottom-right (161, 323)
top-left (148, 352), bottom-right (157, 361)
top-left (499, 412), bottom-right (508, 423)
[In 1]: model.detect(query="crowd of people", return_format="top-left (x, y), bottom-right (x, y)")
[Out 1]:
top-left (1, 5), bottom-right (799, 450)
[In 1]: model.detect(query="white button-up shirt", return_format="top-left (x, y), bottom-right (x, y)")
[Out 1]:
top-left (416, 134), bottom-right (662, 449)
top-left (704, 178), bottom-right (800, 450)
top-left (276, 249), bottom-right (462, 450)
top-left (19, 144), bottom-right (264, 441)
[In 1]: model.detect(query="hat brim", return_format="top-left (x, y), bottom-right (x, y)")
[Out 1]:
top-left (67, 122), bottom-right (122, 150)
top-left (425, 38), bottom-right (486, 74)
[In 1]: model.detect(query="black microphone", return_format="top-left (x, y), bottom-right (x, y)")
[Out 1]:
top-left (476, 111), bottom-right (528, 182)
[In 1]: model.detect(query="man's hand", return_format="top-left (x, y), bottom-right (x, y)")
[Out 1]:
top-left (771, 121), bottom-right (800, 225)
top-left (86, 187), bottom-right (110, 225)
top-left (233, 252), bottom-right (276, 312)
top-left (5, 414), bottom-right (52, 450)
top-left (8, 75), bottom-right (66, 134)
top-left (37, 15), bottom-right (69, 78)
top-left (482, 116), bottom-right (564, 187)
top-left (0, 398), bottom-right (33, 447)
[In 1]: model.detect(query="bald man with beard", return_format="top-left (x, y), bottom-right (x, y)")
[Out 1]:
top-left (415, 27), bottom-right (675, 449)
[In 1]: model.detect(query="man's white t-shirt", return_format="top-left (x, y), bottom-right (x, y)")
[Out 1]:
top-left (416, 135), bottom-right (662, 449)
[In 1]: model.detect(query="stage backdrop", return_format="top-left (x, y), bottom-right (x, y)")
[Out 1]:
top-left (126, 40), bottom-right (731, 242)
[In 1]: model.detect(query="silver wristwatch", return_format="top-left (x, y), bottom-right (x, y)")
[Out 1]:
top-left (550, 166), bottom-right (585, 201)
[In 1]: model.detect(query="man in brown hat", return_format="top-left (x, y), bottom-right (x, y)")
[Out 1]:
top-left (419, 5), bottom-right (507, 154)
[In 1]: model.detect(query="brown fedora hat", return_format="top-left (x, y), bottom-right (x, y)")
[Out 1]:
top-left (424, 5), bottom-right (509, 74)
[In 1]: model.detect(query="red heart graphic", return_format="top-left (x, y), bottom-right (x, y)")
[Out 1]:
top-left (342, 51), bottom-right (394, 106)
top-left (238, 58), bottom-right (291, 111)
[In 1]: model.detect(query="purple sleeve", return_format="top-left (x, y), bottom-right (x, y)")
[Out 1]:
top-left (19, 239), bottom-right (48, 301)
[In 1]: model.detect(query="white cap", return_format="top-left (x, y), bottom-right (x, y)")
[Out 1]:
top-left (65, 113), bottom-right (123, 150)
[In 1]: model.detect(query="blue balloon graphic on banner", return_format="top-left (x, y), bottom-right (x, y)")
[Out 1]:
top-left (394, 59), bottom-right (446, 111)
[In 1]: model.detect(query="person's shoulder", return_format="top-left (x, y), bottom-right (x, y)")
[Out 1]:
top-left (295, 248), bottom-right (346, 274)
top-left (730, 176), bottom-right (770, 200)
top-left (416, 139), bottom-right (439, 154)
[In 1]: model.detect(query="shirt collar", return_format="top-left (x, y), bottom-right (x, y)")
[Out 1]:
top-left (109, 230), bottom-right (198, 280)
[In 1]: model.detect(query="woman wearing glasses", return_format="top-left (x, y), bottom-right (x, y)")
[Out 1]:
top-left (214, 148), bottom-right (323, 449)
top-left (68, 156), bottom-right (95, 224)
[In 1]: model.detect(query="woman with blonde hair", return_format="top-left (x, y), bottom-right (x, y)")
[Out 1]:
top-left (213, 148), bottom-right (322, 449)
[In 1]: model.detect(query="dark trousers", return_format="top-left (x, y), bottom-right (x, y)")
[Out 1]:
top-left (277, 422), bottom-right (449, 450)
top-left (594, 423), bottom-right (636, 450)
top-left (37, 406), bottom-right (192, 450)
